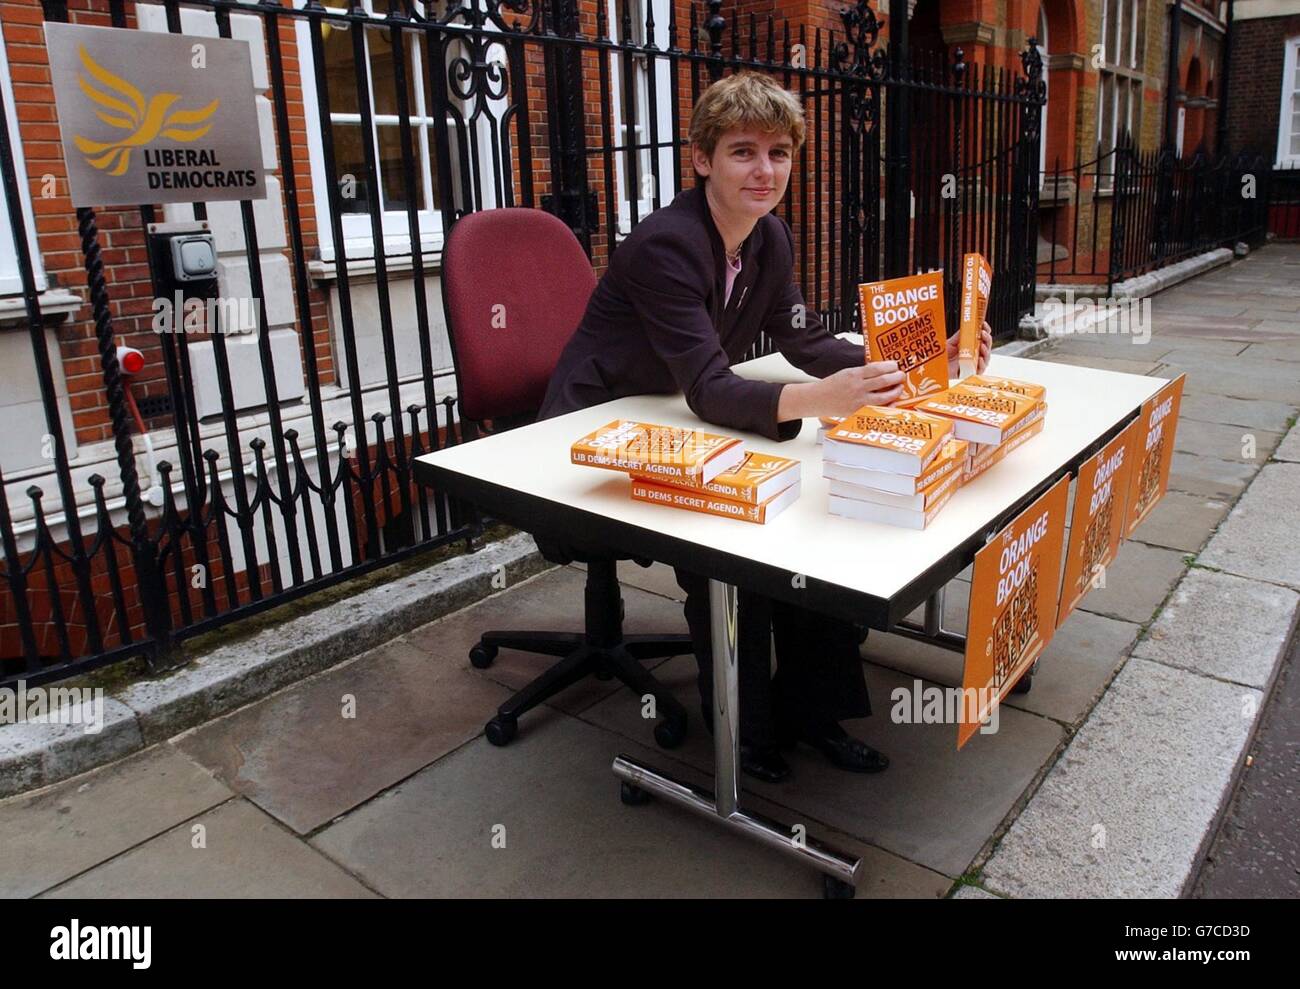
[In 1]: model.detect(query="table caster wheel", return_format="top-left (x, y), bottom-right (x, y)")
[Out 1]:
top-left (620, 781), bottom-right (652, 806)
top-left (654, 715), bottom-right (687, 749)
top-left (469, 643), bottom-right (497, 669)
top-left (485, 715), bottom-right (517, 746)
top-left (1011, 672), bottom-right (1032, 694)
top-left (823, 875), bottom-right (856, 899)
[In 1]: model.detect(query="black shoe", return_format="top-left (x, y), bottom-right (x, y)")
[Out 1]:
top-left (790, 720), bottom-right (889, 774)
top-left (700, 704), bottom-right (792, 783)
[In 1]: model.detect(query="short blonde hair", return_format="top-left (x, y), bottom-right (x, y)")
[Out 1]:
top-left (688, 72), bottom-right (806, 166)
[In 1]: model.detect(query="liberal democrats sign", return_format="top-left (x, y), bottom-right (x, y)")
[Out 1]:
top-left (46, 22), bottom-right (266, 207)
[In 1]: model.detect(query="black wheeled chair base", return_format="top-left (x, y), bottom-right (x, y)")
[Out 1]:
top-left (470, 557), bottom-right (692, 749)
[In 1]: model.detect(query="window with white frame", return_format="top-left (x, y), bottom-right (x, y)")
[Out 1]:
top-left (297, 0), bottom-right (509, 262)
top-left (1279, 36), bottom-right (1300, 167)
top-left (608, 0), bottom-right (677, 235)
top-left (0, 22), bottom-right (46, 296)
top-left (1096, 0), bottom-right (1146, 176)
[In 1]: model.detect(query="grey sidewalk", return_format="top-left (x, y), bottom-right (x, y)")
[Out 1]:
top-left (2, 244), bottom-right (1297, 898)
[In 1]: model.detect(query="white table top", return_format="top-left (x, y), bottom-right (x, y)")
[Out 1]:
top-left (415, 349), bottom-right (1167, 626)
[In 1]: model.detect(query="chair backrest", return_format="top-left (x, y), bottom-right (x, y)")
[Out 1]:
top-left (440, 208), bottom-right (596, 423)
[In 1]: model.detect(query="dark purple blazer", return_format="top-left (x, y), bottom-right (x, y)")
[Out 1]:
top-left (537, 184), bottom-right (862, 442)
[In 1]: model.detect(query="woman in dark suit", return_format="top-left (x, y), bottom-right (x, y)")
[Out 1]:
top-left (538, 72), bottom-right (991, 782)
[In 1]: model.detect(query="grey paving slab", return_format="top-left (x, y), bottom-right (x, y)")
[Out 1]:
top-left (402, 565), bottom-right (690, 718)
top-left (1198, 462), bottom-right (1300, 589)
top-left (981, 657), bottom-right (1260, 898)
top-left (1075, 541), bottom-right (1188, 625)
top-left (1274, 426), bottom-right (1300, 463)
top-left (0, 745), bottom-right (232, 898)
top-left (870, 608), bottom-right (1139, 728)
top-left (1168, 451), bottom-right (1259, 500)
top-left (312, 713), bottom-right (950, 898)
top-left (1040, 337), bottom-right (1176, 363)
top-left (1172, 419), bottom-right (1282, 463)
top-left (1236, 341), bottom-right (1300, 364)
top-left (1159, 361), bottom-right (1300, 406)
top-left (41, 798), bottom-right (376, 898)
top-left (1132, 568), bottom-right (1299, 689)
top-left (580, 655), bottom-right (1064, 878)
top-left (569, 559), bottom-right (687, 602)
top-left (1177, 392), bottom-right (1296, 432)
top-left (174, 635), bottom-right (516, 835)
top-left (1123, 490), bottom-right (1230, 553)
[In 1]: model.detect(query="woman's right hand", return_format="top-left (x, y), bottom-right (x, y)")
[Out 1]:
top-left (814, 361), bottom-right (906, 416)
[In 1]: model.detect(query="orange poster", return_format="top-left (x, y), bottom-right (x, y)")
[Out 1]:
top-left (859, 271), bottom-right (948, 407)
top-left (959, 475), bottom-right (1070, 749)
top-left (1056, 420), bottom-right (1139, 629)
top-left (1123, 375), bottom-right (1186, 537)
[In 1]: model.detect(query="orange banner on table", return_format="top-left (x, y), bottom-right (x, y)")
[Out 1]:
top-left (1056, 420), bottom-right (1139, 629)
top-left (1123, 375), bottom-right (1186, 537)
top-left (959, 475), bottom-right (1070, 749)
top-left (859, 271), bottom-right (949, 407)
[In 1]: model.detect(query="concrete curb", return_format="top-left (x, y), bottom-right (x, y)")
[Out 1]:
top-left (978, 423), bottom-right (1300, 898)
top-left (0, 532), bottom-right (550, 799)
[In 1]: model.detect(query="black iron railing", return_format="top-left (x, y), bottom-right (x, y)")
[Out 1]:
top-left (1, 0), bottom-right (1046, 688)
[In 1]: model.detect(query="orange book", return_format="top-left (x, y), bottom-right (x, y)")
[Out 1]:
top-left (823, 436), bottom-right (969, 495)
top-left (570, 420), bottom-right (745, 485)
top-left (823, 405), bottom-right (954, 476)
top-left (829, 478), bottom-right (959, 529)
top-left (957, 254), bottom-right (993, 379)
top-left (816, 415), bottom-right (845, 445)
top-left (963, 417), bottom-right (1045, 481)
top-left (631, 451), bottom-right (799, 505)
top-left (630, 478), bottom-right (802, 524)
top-left (962, 374), bottom-right (1046, 402)
top-left (859, 271), bottom-right (949, 408)
top-left (915, 385), bottom-right (1045, 446)
top-left (828, 456), bottom-right (964, 512)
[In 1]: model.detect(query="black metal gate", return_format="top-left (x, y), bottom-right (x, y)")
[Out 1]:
top-left (0, 0), bottom-right (1044, 689)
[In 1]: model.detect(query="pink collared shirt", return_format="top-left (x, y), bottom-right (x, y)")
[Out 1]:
top-left (724, 251), bottom-right (742, 306)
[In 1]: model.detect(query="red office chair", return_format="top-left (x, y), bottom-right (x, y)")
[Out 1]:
top-left (440, 207), bottom-right (692, 749)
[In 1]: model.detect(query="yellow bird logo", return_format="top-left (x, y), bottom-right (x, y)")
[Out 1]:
top-left (72, 44), bottom-right (218, 177)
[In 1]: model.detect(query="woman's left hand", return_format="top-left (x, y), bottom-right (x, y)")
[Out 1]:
top-left (946, 321), bottom-right (994, 379)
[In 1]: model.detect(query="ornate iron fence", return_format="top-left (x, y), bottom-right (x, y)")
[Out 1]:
top-left (1, 0), bottom-right (1045, 689)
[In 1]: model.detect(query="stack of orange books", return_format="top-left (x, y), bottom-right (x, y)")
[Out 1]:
top-left (822, 406), bottom-right (967, 529)
top-left (816, 415), bottom-right (845, 444)
top-left (910, 376), bottom-right (1049, 481)
top-left (569, 420), bottom-right (800, 524)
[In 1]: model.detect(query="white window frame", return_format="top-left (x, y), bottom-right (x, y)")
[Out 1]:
top-left (1097, 0), bottom-right (1145, 187)
top-left (1277, 35), bottom-right (1300, 168)
top-left (1038, 6), bottom-right (1048, 179)
top-left (607, 0), bottom-right (676, 237)
top-left (296, 0), bottom-right (509, 263)
top-left (0, 22), bottom-right (47, 296)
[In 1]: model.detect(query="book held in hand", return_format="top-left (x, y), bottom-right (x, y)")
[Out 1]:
top-left (570, 420), bottom-right (745, 485)
top-left (823, 406), bottom-right (954, 476)
top-left (957, 254), bottom-right (993, 379)
top-left (859, 271), bottom-right (949, 408)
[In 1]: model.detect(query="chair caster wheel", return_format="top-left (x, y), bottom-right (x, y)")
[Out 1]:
top-left (1010, 673), bottom-right (1032, 694)
top-left (469, 643), bottom-right (498, 669)
top-left (485, 715), bottom-right (517, 746)
top-left (654, 716), bottom-right (687, 749)
top-left (620, 781), bottom-right (652, 806)
top-left (823, 875), bottom-right (856, 899)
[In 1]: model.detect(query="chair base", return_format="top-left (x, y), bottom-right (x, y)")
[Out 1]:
top-left (469, 558), bottom-right (692, 749)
